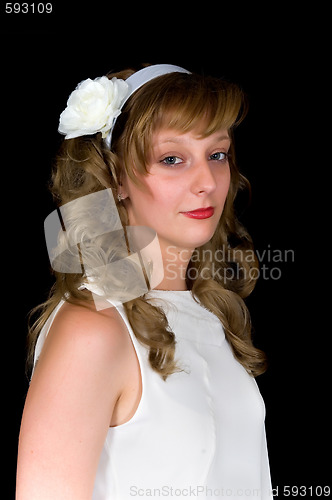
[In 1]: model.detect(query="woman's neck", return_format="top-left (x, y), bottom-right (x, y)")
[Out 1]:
top-left (153, 245), bottom-right (193, 291)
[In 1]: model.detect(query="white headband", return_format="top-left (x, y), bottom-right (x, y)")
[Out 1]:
top-left (58, 64), bottom-right (190, 148)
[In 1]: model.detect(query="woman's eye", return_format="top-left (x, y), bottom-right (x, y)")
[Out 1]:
top-left (210, 152), bottom-right (229, 162)
top-left (161, 156), bottom-right (183, 166)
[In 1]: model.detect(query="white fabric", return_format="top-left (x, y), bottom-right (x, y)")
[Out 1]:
top-left (34, 290), bottom-right (273, 499)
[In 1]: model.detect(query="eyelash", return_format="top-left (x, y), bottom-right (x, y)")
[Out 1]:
top-left (160, 152), bottom-right (230, 167)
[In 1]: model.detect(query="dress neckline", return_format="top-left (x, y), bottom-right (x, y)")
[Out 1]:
top-left (147, 288), bottom-right (224, 346)
top-left (149, 289), bottom-right (191, 293)
top-left (147, 289), bottom-right (193, 300)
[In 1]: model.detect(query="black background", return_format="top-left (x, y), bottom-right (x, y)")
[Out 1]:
top-left (2, 4), bottom-right (329, 499)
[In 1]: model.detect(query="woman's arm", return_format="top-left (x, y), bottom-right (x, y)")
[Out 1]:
top-left (16, 302), bottom-right (131, 500)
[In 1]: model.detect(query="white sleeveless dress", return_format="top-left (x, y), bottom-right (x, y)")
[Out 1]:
top-left (33, 290), bottom-right (273, 499)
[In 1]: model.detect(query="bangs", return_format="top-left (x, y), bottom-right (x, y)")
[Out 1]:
top-left (114, 72), bottom-right (247, 178)
top-left (150, 74), bottom-right (247, 137)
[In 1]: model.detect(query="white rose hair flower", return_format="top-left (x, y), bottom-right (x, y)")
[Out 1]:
top-left (58, 76), bottom-right (129, 140)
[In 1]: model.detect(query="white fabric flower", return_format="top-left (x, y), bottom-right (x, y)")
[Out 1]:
top-left (58, 76), bottom-right (129, 139)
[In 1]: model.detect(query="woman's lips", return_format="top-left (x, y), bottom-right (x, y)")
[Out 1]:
top-left (180, 207), bottom-right (215, 219)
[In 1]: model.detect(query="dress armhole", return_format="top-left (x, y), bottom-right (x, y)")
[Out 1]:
top-left (107, 302), bottom-right (147, 429)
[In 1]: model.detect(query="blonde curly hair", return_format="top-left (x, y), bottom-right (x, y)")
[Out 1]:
top-left (27, 67), bottom-right (267, 379)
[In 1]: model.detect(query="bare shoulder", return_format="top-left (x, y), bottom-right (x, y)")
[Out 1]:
top-left (35, 299), bottom-right (130, 373)
top-left (17, 300), bottom-right (136, 498)
top-left (52, 299), bottom-right (128, 342)
top-left (29, 298), bottom-right (135, 425)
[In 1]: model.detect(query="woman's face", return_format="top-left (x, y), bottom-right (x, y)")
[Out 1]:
top-left (122, 128), bottom-right (231, 256)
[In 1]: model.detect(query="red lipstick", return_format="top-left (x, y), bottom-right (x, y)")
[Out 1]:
top-left (180, 207), bottom-right (215, 219)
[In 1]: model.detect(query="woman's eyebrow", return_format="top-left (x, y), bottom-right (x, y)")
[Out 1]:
top-left (215, 135), bottom-right (231, 142)
top-left (155, 135), bottom-right (231, 146)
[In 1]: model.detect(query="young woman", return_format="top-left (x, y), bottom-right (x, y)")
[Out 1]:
top-left (16, 64), bottom-right (273, 499)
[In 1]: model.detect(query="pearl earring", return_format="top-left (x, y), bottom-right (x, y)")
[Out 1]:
top-left (117, 193), bottom-right (123, 202)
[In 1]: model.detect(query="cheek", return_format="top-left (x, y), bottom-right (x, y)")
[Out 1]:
top-left (125, 176), bottom-right (174, 225)
top-left (141, 173), bottom-right (181, 209)
top-left (216, 166), bottom-right (231, 201)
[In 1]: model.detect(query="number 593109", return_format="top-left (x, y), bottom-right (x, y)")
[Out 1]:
top-left (5, 3), bottom-right (53, 13)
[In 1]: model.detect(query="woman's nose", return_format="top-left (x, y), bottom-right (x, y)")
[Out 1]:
top-left (190, 160), bottom-right (217, 195)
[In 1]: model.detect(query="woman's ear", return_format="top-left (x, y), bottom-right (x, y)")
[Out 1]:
top-left (118, 174), bottom-right (130, 200)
